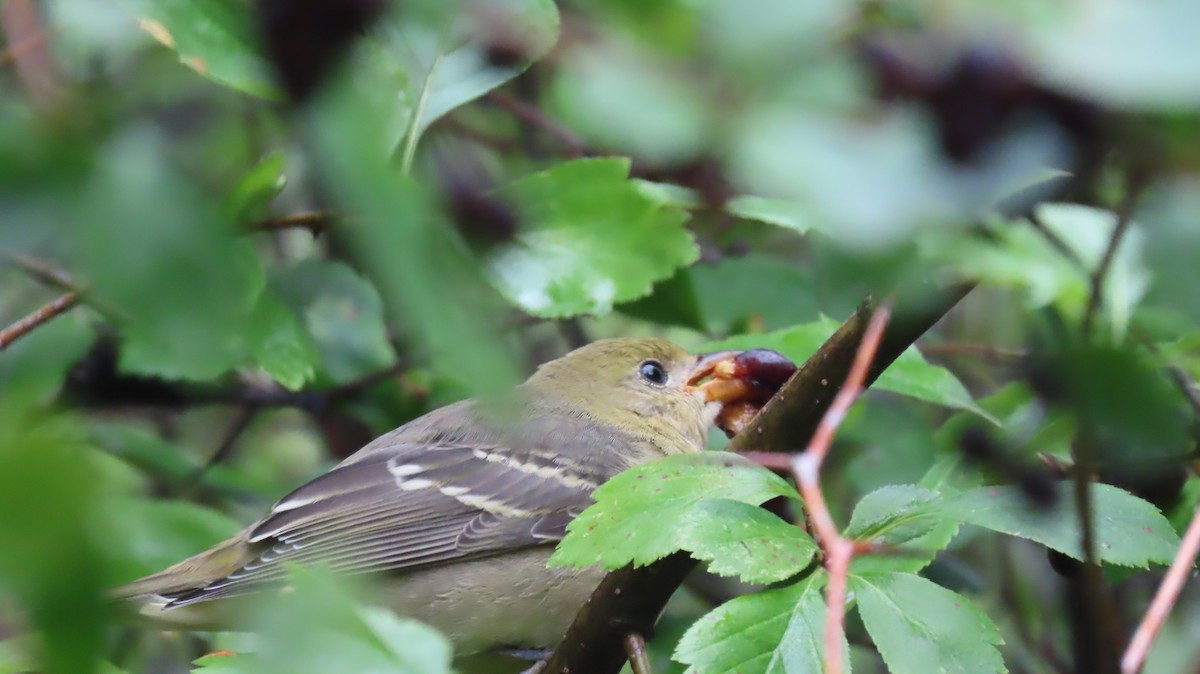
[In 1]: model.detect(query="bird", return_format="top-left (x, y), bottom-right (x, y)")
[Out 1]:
top-left (114, 338), bottom-right (749, 655)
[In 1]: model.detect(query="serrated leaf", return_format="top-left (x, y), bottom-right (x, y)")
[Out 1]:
top-left (116, 0), bottom-right (279, 98)
top-left (487, 158), bottom-right (698, 317)
top-left (702, 318), bottom-right (994, 421)
top-left (943, 484), bottom-right (1180, 567)
top-left (248, 291), bottom-right (320, 391)
top-left (675, 571), bottom-right (841, 674)
top-left (550, 452), bottom-right (799, 571)
top-left (680, 500), bottom-right (817, 584)
top-left (852, 572), bottom-right (1005, 674)
top-left (845, 486), bottom-right (958, 573)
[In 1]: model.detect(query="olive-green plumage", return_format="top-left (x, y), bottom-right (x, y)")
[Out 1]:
top-left (116, 338), bottom-right (724, 654)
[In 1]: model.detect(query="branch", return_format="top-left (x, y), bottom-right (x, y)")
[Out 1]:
top-left (791, 302), bottom-right (892, 674)
top-left (251, 211), bottom-right (339, 234)
top-left (541, 286), bottom-right (970, 674)
top-left (0, 291), bottom-right (79, 351)
top-left (1120, 501), bottom-right (1200, 674)
top-left (487, 91), bottom-right (587, 157)
top-left (1082, 179), bottom-right (1147, 338)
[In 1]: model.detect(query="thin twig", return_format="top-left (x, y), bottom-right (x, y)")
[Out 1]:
top-left (0, 292), bottom-right (79, 351)
top-left (487, 91), bottom-right (587, 157)
top-left (622, 632), bottom-right (652, 674)
top-left (1120, 502), bottom-right (1200, 674)
top-left (790, 302), bottom-right (893, 674)
top-left (2, 250), bottom-right (78, 292)
top-left (252, 211), bottom-right (339, 234)
top-left (1083, 182), bottom-right (1145, 338)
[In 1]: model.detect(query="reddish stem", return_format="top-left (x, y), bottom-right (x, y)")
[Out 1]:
top-left (1120, 502), bottom-right (1200, 674)
top-left (791, 302), bottom-right (893, 674)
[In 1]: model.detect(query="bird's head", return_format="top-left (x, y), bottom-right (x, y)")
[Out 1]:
top-left (523, 338), bottom-right (745, 452)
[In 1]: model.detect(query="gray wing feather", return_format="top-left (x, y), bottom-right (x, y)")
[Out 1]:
top-left (164, 442), bottom-right (601, 607)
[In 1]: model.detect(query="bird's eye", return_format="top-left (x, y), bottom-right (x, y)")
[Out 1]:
top-left (639, 360), bottom-right (669, 386)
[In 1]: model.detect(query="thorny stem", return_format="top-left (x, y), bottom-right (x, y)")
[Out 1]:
top-left (790, 302), bottom-right (893, 674)
top-left (1120, 502), bottom-right (1200, 674)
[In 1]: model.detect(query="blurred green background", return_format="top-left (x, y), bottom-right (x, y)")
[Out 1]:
top-left (3, 0), bottom-right (1200, 672)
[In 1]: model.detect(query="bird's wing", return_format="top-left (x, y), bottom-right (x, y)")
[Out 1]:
top-left (163, 442), bottom-right (600, 607)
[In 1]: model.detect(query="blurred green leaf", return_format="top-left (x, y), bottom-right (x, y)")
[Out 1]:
top-left (311, 58), bottom-right (520, 395)
top-left (77, 131), bottom-right (264, 382)
top-left (0, 416), bottom-right (107, 674)
top-left (852, 571), bottom-right (1004, 674)
top-left (190, 568), bottom-right (453, 674)
top-left (93, 497), bottom-right (241, 583)
top-left (550, 452), bottom-right (799, 571)
top-left (271, 259), bottom-right (394, 385)
top-left (617, 267), bottom-right (706, 332)
top-left (247, 291), bottom-right (320, 391)
top-left (114, 0), bottom-right (280, 98)
top-left (943, 484), bottom-right (1180, 567)
top-left (702, 318), bottom-right (994, 420)
top-left (488, 158), bottom-right (698, 317)
top-left (632, 180), bottom-right (818, 235)
top-left (689, 255), bottom-right (818, 333)
top-left (552, 47), bottom-right (711, 163)
top-left (930, 204), bottom-right (1150, 338)
top-left (1028, 0), bottom-right (1200, 109)
top-left (0, 307), bottom-right (92, 414)
top-left (381, 0), bottom-right (559, 148)
top-left (674, 571), bottom-right (841, 674)
top-left (225, 152), bottom-right (286, 222)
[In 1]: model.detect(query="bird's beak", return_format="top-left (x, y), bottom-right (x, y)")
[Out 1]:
top-left (686, 350), bottom-right (750, 405)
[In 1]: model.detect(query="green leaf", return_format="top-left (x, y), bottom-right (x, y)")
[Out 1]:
top-left (702, 318), bottom-right (993, 420)
top-left (550, 452), bottom-right (799, 572)
top-left (675, 571), bottom-right (842, 674)
top-left (383, 0), bottom-right (559, 144)
top-left (633, 180), bottom-right (817, 235)
top-left (930, 204), bottom-right (1149, 339)
top-left (679, 500), bottom-right (817, 584)
top-left (487, 158), bottom-right (698, 317)
top-left (310, 64), bottom-right (520, 395)
top-left (844, 486), bottom-right (958, 573)
top-left (225, 152), bottom-right (287, 222)
top-left (190, 568), bottom-right (453, 674)
top-left (1027, 0), bottom-right (1200, 109)
top-left (690, 255), bottom-right (818, 332)
top-left (115, 0), bottom-right (279, 98)
top-left (78, 131), bottom-right (264, 382)
top-left (1036, 203), bottom-right (1150, 337)
top-left (617, 267), bottom-right (706, 331)
top-left (271, 260), bottom-right (394, 385)
top-left (943, 484), bottom-right (1180, 567)
top-left (852, 572), bottom-right (1004, 674)
top-left (248, 291), bottom-right (320, 391)
top-left (93, 498), bottom-right (241, 583)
